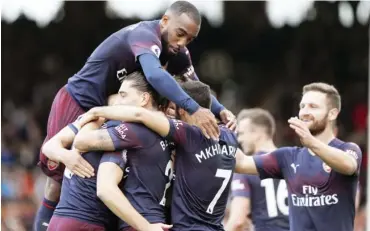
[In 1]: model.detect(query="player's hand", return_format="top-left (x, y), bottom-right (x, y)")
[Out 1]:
top-left (147, 223), bottom-right (173, 231)
top-left (61, 149), bottom-right (94, 178)
top-left (219, 109), bottom-right (237, 131)
top-left (191, 107), bottom-right (220, 140)
top-left (75, 112), bottom-right (99, 128)
top-left (288, 117), bottom-right (316, 148)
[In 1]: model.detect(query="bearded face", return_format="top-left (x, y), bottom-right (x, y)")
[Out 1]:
top-left (300, 112), bottom-right (329, 136)
top-left (299, 91), bottom-right (334, 136)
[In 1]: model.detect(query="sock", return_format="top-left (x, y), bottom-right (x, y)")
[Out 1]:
top-left (33, 198), bottom-right (58, 231)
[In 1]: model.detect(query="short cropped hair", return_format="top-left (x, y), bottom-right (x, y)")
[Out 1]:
top-left (302, 82), bottom-right (341, 111)
top-left (237, 108), bottom-right (276, 137)
top-left (124, 72), bottom-right (168, 108)
top-left (180, 81), bottom-right (211, 109)
top-left (168, 1), bottom-right (201, 25)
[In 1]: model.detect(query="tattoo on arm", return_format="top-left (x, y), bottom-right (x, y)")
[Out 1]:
top-left (82, 130), bottom-right (115, 152)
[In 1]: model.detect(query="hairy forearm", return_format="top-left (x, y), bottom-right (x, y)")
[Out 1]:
top-left (97, 185), bottom-right (150, 231)
top-left (309, 140), bottom-right (357, 175)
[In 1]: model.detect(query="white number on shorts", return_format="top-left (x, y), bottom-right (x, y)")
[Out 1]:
top-left (64, 168), bottom-right (74, 179)
top-left (261, 179), bottom-right (289, 217)
top-left (206, 169), bottom-right (232, 214)
top-left (159, 160), bottom-right (174, 206)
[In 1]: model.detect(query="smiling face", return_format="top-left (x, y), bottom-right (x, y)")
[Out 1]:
top-left (298, 91), bottom-right (338, 135)
top-left (161, 12), bottom-right (200, 54)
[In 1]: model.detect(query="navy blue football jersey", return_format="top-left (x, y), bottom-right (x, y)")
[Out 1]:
top-left (166, 120), bottom-right (239, 231)
top-left (67, 20), bottom-right (196, 111)
top-left (253, 138), bottom-right (362, 231)
top-left (54, 120), bottom-right (121, 229)
top-left (101, 121), bottom-right (172, 230)
top-left (231, 152), bottom-right (289, 231)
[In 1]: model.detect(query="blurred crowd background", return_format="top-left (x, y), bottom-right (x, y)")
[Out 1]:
top-left (1, 1), bottom-right (369, 231)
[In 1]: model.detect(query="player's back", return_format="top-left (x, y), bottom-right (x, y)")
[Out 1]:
top-left (66, 20), bottom-right (193, 111)
top-left (66, 20), bottom-right (160, 110)
top-left (54, 121), bottom-right (120, 229)
top-left (232, 152), bottom-right (289, 231)
top-left (117, 123), bottom-right (173, 231)
top-left (170, 123), bottom-right (238, 231)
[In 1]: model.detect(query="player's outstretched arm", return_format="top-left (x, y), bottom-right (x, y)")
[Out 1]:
top-left (139, 54), bottom-right (220, 139)
top-left (41, 121), bottom-right (94, 178)
top-left (234, 149), bottom-right (259, 175)
top-left (88, 105), bottom-right (171, 137)
top-left (139, 54), bottom-right (200, 115)
top-left (97, 162), bottom-right (172, 231)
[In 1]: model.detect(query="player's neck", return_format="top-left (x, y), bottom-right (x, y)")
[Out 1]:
top-left (255, 139), bottom-right (276, 153)
top-left (143, 103), bottom-right (157, 111)
top-left (313, 126), bottom-right (336, 144)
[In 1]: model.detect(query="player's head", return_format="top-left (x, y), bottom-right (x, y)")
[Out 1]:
top-left (176, 80), bottom-right (211, 122)
top-left (299, 82), bottom-right (341, 136)
top-left (118, 72), bottom-right (168, 109)
top-left (236, 108), bottom-right (276, 154)
top-left (161, 1), bottom-right (201, 54)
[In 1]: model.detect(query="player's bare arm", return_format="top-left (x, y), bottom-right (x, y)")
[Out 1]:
top-left (234, 149), bottom-right (258, 175)
top-left (225, 197), bottom-right (251, 231)
top-left (97, 162), bottom-right (172, 231)
top-left (41, 121), bottom-right (94, 178)
top-left (288, 117), bottom-right (358, 175)
top-left (73, 119), bottom-right (116, 153)
top-left (87, 105), bottom-right (171, 137)
top-left (41, 126), bottom-right (77, 162)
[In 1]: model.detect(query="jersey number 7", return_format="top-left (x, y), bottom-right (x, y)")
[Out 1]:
top-left (207, 169), bottom-right (233, 214)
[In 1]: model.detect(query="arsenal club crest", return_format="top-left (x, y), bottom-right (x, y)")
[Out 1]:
top-left (47, 160), bottom-right (59, 171)
top-left (322, 163), bottom-right (332, 173)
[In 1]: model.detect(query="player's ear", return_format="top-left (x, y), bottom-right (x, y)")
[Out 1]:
top-left (161, 14), bottom-right (170, 27)
top-left (140, 92), bottom-right (151, 107)
top-left (328, 108), bottom-right (339, 121)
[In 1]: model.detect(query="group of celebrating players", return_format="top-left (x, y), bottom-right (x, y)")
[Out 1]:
top-left (32, 1), bottom-right (362, 231)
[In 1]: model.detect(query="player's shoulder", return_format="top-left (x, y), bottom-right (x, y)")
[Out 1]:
top-left (127, 121), bottom-right (159, 136)
top-left (219, 125), bottom-right (238, 144)
top-left (219, 124), bottom-right (236, 136)
top-left (332, 138), bottom-right (362, 157)
top-left (103, 120), bottom-right (121, 128)
top-left (332, 138), bottom-right (360, 148)
top-left (170, 118), bottom-right (199, 132)
top-left (110, 121), bottom-right (159, 140)
top-left (125, 20), bottom-right (161, 41)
